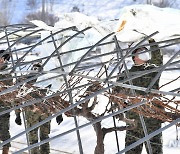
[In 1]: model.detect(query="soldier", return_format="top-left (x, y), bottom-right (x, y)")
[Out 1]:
top-left (115, 38), bottom-right (163, 154)
top-left (0, 49), bottom-right (11, 154)
top-left (15, 63), bottom-right (63, 154)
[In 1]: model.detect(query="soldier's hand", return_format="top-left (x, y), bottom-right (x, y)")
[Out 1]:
top-left (15, 115), bottom-right (22, 125)
top-left (56, 115), bottom-right (63, 125)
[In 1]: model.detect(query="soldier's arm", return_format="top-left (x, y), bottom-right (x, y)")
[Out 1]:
top-left (149, 38), bottom-right (163, 66)
top-left (113, 71), bottom-right (126, 93)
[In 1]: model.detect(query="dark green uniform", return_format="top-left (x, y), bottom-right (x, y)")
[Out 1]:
top-left (25, 106), bottom-right (51, 154)
top-left (15, 63), bottom-right (63, 154)
top-left (22, 86), bottom-right (51, 154)
top-left (16, 71), bottom-right (51, 154)
top-left (117, 39), bottom-right (163, 154)
top-left (0, 74), bottom-right (13, 148)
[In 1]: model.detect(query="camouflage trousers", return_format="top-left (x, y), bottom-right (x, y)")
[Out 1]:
top-left (25, 111), bottom-right (51, 154)
top-left (0, 112), bottom-right (11, 148)
top-left (125, 111), bottom-right (163, 154)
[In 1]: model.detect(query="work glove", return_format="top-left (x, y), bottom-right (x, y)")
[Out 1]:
top-left (56, 114), bottom-right (63, 125)
top-left (15, 114), bottom-right (22, 125)
top-left (149, 38), bottom-right (155, 43)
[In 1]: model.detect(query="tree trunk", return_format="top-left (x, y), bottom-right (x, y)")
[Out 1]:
top-left (42, 0), bottom-right (46, 22)
top-left (93, 122), bottom-right (105, 154)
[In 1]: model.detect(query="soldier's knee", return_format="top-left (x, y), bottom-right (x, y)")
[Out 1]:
top-left (40, 143), bottom-right (50, 154)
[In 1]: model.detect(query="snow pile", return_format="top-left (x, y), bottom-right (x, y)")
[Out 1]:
top-left (30, 4), bottom-right (180, 91)
top-left (30, 12), bottom-right (116, 91)
top-left (115, 5), bottom-right (180, 42)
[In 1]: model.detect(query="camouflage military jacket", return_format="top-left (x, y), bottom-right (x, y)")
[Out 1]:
top-left (116, 38), bottom-right (163, 95)
top-left (0, 74), bottom-right (14, 110)
top-left (125, 63), bottom-right (159, 95)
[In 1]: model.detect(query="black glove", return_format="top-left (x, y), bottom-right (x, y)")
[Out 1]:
top-left (15, 115), bottom-right (22, 125)
top-left (56, 115), bottom-right (63, 125)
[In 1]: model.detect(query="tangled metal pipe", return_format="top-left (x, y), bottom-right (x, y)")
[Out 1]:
top-left (0, 24), bottom-right (180, 153)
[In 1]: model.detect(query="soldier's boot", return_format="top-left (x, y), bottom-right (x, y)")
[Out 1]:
top-left (2, 147), bottom-right (9, 154)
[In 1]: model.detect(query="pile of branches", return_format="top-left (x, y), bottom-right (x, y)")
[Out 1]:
top-left (109, 91), bottom-right (180, 123)
top-left (15, 83), bottom-right (71, 115)
top-left (0, 80), bottom-right (70, 116)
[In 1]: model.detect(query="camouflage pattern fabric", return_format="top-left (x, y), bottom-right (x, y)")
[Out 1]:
top-left (18, 85), bottom-right (52, 154)
top-left (0, 109), bottom-right (10, 148)
top-left (25, 110), bottom-right (51, 154)
top-left (116, 39), bottom-right (163, 154)
top-left (0, 74), bottom-right (13, 148)
top-left (125, 109), bottom-right (162, 154)
top-left (13, 72), bottom-right (55, 154)
top-left (16, 83), bottom-right (68, 154)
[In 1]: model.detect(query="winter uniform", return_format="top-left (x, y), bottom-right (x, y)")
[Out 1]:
top-left (116, 39), bottom-right (163, 154)
top-left (24, 106), bottom-right (51, 154)
top-left (0, 50), bottom-right (12, 153)
top-left (0, 76), bottom-right (12, 149)
top-left (24, 89), bottom-right (51, 154)
top-left (15, 63), bottom-right (63, 154)
top-left (15, 63), bottom-right (51, 154)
